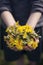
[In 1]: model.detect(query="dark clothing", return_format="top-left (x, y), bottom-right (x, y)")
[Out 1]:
top-left (0, 0), bottom-right (43, 62)
top-left (0, 0), bottom-right (43, 25)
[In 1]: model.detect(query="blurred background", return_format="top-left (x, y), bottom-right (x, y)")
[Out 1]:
top-left (0, 19), bottom-right (43, 65)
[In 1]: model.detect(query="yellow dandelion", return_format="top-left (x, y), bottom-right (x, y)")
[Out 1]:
top-left (32, 41), bottom-right (38, 49)
top-left (16, 45), bottom-right (23, 50)
top-left (23, 32), bottom-right (27, 38)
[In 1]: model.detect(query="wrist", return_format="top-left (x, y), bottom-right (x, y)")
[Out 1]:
top-left (26, 23), bottom-right (35, 30)
top-left (7, 21), bottom-right (16, 27)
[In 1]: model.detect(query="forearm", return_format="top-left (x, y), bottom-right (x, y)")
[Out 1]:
top-left (1, 11), bottom-right (16, 27)
top-left (27, 12), bottom-right (42, 29)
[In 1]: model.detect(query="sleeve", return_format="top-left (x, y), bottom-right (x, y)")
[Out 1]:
top-left (31, 0), bottom-right (43, 14)
top-left (0, 0), bottom-right (12, 14)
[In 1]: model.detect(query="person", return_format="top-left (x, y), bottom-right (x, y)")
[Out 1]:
top-left (0, 0), bottom-right (43, 65)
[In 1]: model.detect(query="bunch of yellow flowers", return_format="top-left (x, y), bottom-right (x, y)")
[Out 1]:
top-left (4, 22), bottom-right (39, 50)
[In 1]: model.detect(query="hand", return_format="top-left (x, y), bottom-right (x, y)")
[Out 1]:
top-left (24, 45), bottom-right (34, 51)
top-left (24, 38), bottom-right (39, 51)
top-left (6, 41), bottom-right (18, 51)
top-left (34, 38), bottom-right (39, 43)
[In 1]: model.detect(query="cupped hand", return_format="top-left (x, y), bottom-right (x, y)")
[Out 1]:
top-left (24, 38), bottom-right (39, 51)
top-left (6, 41), bottom-right (18, 51)
top-left (23, 45), bottom-right (34, 51)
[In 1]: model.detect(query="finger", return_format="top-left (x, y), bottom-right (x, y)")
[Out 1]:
top-left (6, 41), bottom-right (18, 51)
top-left (24, 46), bottom-right (33, 51)
top-left (11, 47), bottom-right (18, 51)
top-left (34, 38), bottom-right (39, 43)
top-left (36, 39), bottom-right (39, 43)
top-left (27, 45), bottom-right (34, 49)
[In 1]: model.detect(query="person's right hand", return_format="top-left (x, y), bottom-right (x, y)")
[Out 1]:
top-left (6, 41), bottom-right (18, 51)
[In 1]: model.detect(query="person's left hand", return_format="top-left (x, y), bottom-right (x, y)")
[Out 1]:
top-left (24, 45), bottom-right (34, 51)
top-left (24, 38), bottom-right (39, 51)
